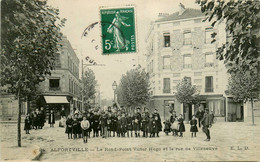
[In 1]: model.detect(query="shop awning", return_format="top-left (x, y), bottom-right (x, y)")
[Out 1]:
top-left (44, 96), bottom-right (69, 104)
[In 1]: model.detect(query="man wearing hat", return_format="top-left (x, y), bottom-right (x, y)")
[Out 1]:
top-left (201, 108), bottom-right (213, 141)
top-left (133, 108), bottom-right (141, 137)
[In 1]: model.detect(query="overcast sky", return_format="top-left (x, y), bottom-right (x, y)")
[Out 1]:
top-left (48, 0), bottom-right (201, 100)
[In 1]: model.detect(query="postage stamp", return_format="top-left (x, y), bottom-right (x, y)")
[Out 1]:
top-left (100, 6), bottom-right (136, 55)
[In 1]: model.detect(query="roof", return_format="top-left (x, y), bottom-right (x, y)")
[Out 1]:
top-left (155, 8), bottom-right (204, 22)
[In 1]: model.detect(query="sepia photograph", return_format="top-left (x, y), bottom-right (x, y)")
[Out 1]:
top-left (0, 0), bottom-right (260, 161)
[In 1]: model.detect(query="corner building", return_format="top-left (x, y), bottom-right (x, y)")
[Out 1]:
top-left (145, 5), bottom-right (233, 122)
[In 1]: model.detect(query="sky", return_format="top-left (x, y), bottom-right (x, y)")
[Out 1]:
top-left (47, 0), bottom-right (201, 100)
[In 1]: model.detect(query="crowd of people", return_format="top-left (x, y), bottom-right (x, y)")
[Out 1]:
top-left (24, 105), bottom-right (214, 143)
top-left (64, 106), bottom-right (214, 143)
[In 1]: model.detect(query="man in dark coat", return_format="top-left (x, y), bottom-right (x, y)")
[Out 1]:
top-left (153, 109), bottom-right (162, 132)
top-left (133, 108), bottom-right (141, 137)
top-left (39, 107), bottom-right (46, 129)
top-left (92, 111), bottom-right (100, 137)
top-left (201, 108), bottom-right (213, 141)
top-left (195, 107), bottom-right (205, 127)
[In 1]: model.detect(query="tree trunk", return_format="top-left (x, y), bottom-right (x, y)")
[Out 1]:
top-left (251, 98), bottom-right (255, 125)
top-left (17, 88), bottom-right (22, 147)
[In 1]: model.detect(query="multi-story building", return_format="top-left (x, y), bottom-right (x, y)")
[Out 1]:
top-left (36, 36), bottom-right (82, 116)
top-left (145, 4), bottom-right (243, 122)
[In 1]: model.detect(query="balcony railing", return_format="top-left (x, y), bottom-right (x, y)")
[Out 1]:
top-left (183, 64), bottom-right (192, 69)
top-left (205, 63), bottom-right (214, 67)
top-left (163, 89), bottom-right (171, 93)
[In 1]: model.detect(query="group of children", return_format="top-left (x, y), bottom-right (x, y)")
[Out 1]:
top-left (64, 108), bottom-right (164, 143)
top-left (163, 112), bottom-right (198, 138)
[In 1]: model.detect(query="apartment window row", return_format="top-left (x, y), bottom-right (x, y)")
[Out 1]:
top-left (68, 56), bottom-right (79, 78)
top-left (49, 78), bottom-right (60, 91)
top-left (162, 53), bottom-right (214, 69)
top-left (162, 76), bottom-right (214, 94)
top-left (163, 28), bottom-right (214, 47)
top-left (69, 78), bottom-right (81, 96)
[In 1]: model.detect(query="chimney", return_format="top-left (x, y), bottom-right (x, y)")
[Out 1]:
top-left (158, 13), bottom-right (169, 18)
top-left (179, 3), bottom-right (186, 15)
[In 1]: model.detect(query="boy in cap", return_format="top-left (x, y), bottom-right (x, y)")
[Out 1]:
top-left (201, 108), bottom-right (213, 141)
top-left (81, 116), bottom-right (90, 143)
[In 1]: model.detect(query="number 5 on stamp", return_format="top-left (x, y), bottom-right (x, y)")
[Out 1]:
top-left (100, 7), bottom-right (136, 55)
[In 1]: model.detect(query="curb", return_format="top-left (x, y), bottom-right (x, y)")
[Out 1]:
top-left (31, 145), bottom-right (43, 161)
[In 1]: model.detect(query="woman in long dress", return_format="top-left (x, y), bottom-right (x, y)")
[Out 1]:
top-left (107, 11), bottom-right (131, 52)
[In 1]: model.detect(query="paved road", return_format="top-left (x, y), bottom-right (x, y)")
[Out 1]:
top-left (1, 120), bottom-right (260, 161)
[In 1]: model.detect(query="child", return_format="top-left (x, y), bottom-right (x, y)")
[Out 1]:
top-left (141, 113), bottom-right (148, 137)
top-left (77, 114), bottom-right (83, 138)
top-left (171, 116), bottom-right (178, 137)
top-left (163, 119), bottom-right (171, 135)
top-left (107, 113), bottom-right (112, 137)
top-left (24, 115), bottom-right (31, 134)
top-left (126, 113), bottom-right (133, 137)
top-left (72, 118), bottom-right (79, 139)
top-left (81, 116), bottom-right (90, 143)
top-left (178, 114), bottom-right (185, 137)
top-left (121, 113), bottom-right (127, 137)
top-left (154, 116), bottom-right (161, 137)
top-left (65, 115), bottom-right (73, 139)
top-left (48, 109), bottom-right (55, 127)
top-left (59, 116), bottom-right (66, 127)
top-left (117, 116), bottom-right (122, 137)
top-left (148, 114), bottom-right (154, 138)
top-left (190, 115), bottom-right (198, 138)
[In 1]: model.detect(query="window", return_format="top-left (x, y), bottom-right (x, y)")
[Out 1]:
top-left (183, 55), bottom-right (192, 69)
top-left (163, 56), bottom-right (171, 69)
top-left (49, 79), bottom-right (60, 91)
top-left (205, 27), bottom-right (213, 44)
top-left (205, 53), bottom-right (214, 67)
top-left (163, 33), bottom-right (170, 47)
top-left (163, 78), bottom-right (171, 93)
top-left (55, 53), bottom-right (61, 68)
top-left (205, 76), bottom-right (213, 92)
top-left (183, 31), bottom-right (192, 45)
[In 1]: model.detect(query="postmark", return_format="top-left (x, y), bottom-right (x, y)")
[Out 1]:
top-left (100, 6), bottom-right (136, 55)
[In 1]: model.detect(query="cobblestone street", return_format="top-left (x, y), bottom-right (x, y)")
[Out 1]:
top-left (1, 120), bottom-right (260, 161)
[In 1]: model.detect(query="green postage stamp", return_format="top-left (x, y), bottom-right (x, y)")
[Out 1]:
top-left (100, 6), bottom-right (136, 55)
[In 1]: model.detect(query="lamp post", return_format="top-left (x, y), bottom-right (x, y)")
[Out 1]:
top-left (112, 81), bottom-right (117, 103)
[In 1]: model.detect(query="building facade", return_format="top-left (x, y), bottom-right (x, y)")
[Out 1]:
top-left (36, 36), bottom-right (82, 117)
top-left (145, 4), bottom-right (237, 122)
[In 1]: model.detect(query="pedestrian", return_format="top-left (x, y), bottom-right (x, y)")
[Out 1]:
top-left (190, 115), bottom-right (198, 138)
top-left (154, 116), bottom-right (161, 137)
top-left (153, 109), bottom-right (162, 133)
top-left (133, 108), bottom-right (141, 137)
top-left (24, 114), bottom-right (31, 134)
top-left (92, 111), bottom-right (100, 137)
top-left (31, 110), bottom-right (38, 130)
top-left (72, 117), bottom-right (79, 139)
top-left (177, 114), bottom-right (185, 137)
top-left (163, 119), bottom-right (171, 136)
top-left (100, 112), bottom-right (108, 138)
top-left (65, 115), bottom-right (73, 139)
top-left (39, 107), bottom-right (46, 129)
top-left (111, 113), bottom-right (118, 137)
top-left (86, 113), bottom-right (92, 138)
top-left (126, 113), bottom-right (133, 137)
top-left (201, 108), bottom-right (213, 141)
top-left (121, 113), bottom-right (127, 137)
top-left (195, 107), bottom-right (205, 128)
top-left (48, 109), bottom-right (55, 127)
top-left (148, 114), bottom-right (154, 138)
top-left (141, 113), bottom-right (148, 137)
top-left (59, 116), bottom-right (66, 127)
top-left (81, 116), bottom-right (90, 143)
top-left (170, 111), bottom-right (178, 136)
top-left (107, 113), bottom-right (112, 137)
top-left (60, 106), bottom-right (66, 119)
top-left (77, 114), bottom-right (83, 138)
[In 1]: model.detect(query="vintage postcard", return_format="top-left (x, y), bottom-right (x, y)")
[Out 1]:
top-left (1, 0), bottom-right (260, 162)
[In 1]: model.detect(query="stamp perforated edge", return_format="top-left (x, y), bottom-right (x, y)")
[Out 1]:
top-left (99, 4), bottom-right (138, 55)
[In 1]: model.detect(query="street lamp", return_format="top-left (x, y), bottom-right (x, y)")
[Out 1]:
top-left (112, 81), bottom-right (117, 103)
